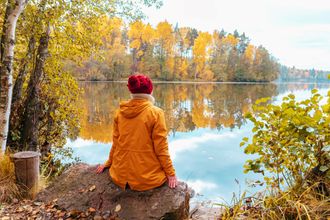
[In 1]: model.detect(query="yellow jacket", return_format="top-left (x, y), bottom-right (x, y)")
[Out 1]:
top-left (104, 98), bottom-right (175, 191)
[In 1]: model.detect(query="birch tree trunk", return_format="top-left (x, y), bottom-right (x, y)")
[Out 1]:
top-left (0, 0), bottom-right (28, 153)
top-left (0, 2), bottom-right (11, 62)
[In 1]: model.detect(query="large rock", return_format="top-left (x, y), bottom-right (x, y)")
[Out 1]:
top-left (37, 163), bottom-right (191, 220)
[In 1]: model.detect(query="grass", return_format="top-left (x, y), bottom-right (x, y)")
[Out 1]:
top-left (0, 152), bottom-right (21, 203)
top-left (217, 179), bottom-right (330, 220)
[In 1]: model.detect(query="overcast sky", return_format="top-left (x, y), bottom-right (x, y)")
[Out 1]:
top-left (143, 0), bottom-right (330, 70)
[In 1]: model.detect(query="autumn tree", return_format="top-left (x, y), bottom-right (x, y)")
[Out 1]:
top-left (128, 20), bottom-right (156, 74)
top-left (1, 0), bottom-right (163, 159)
top-left (0, 0), bottom-right (28, 152)
top-left (154, 21), bottom-right (175, 80)
top-left (173, 27), bottom-right (191, 79)
top-left (192, 32), bottom-right (213, 80)
top-left (210, 30), bottom-right (227, 81)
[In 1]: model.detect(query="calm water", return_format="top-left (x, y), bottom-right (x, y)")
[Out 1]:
top-left (66, 82), bottom-right (330, 203)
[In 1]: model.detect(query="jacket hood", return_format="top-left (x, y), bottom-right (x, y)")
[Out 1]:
top-left (120, 99), bottom-right (152, 118)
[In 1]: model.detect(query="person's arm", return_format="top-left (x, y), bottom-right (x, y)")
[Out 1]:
top-left (152, 110), bottom-right (177, 187)
top-left (105, 112), bottom-right (119, 167)
top-left (97, 113), bottom-right (119, 173)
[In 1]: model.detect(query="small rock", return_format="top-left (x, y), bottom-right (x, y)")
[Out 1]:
top-left (102, 210), bottom-right (111, 219)
top-left (12, 198), bottom-right (19, 204)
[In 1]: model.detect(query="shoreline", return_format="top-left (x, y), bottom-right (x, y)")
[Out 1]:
top-left (77, 80), bottom-right (330, 85)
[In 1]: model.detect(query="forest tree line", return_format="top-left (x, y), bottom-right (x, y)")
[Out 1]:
top-left (279, 65), bottom-right (330, 82)
top-left (67, 18), bottom-right (280, 82)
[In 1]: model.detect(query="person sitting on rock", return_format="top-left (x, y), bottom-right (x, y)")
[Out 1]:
top-left (96, 73), bottom-right (178, 191)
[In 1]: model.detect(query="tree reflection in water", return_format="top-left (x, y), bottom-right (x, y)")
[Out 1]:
top-left (79, 82), bottom-right (280, 143)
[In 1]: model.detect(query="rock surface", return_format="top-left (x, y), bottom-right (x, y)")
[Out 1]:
top-left (36, 163), bottom-right (191, 220)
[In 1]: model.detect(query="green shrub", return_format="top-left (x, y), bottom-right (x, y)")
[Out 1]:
top-left (241, 89), bottom-right (330, 189)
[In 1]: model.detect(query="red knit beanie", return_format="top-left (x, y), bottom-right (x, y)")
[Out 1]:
top-left (127, 74), bottom-right (153, 94)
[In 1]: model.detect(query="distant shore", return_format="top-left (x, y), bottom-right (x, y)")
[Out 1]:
top-left (77, 80), bottom-right (330, 85)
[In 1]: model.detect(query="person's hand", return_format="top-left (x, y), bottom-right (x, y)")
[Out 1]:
top-left (167, 175), bottom-right (178, 188)
top-left (96, 164), bottom-right (105, 174)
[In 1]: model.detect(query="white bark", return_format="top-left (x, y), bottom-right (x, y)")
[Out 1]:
top-left (0, 0), bottom-right (28, 153)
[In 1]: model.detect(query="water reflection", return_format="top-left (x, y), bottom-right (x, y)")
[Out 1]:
top-left (69, 82), bottom-right (329, 202)
top-left (80, 82), bottom-right (278, 143)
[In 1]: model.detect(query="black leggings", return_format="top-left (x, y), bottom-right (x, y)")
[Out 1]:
top-left (125, 182), bottom-right (131, 190)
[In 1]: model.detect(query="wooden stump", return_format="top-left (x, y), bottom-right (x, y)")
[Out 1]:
top-left (11, 151), bottom-right (40, 198)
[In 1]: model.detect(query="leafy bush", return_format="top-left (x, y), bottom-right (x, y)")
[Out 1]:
top-left (226, 89), bottom-right (330, 219)
top-left (241, 89), bottom-right (330, 189)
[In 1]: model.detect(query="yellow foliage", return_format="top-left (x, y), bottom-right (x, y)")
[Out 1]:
top-left (128, 21), bottom-right (155, 60)
top-left (142, 24), bottom-right (156, 44)
top-left (178, 58), bottom-right (189, 79)
top-left (223, 34), bottom-right (239, 46)
top-left (166, 57), bottom-right (175, 73)
top-left (193, 32), bottom-right (212, 76)
top-left (244, 44), bottom-right (255, 64)
top-left (156, 21), bottom-right (175, 55)
top-left (0, 153), bottom-right (21, 203)
top-left (199, 69), bottom-right (214, 81)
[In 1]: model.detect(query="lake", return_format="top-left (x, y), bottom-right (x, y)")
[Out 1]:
top-left (66, 82), bottom-right (330, 203)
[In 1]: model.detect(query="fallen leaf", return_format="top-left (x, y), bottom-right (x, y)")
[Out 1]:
top-left (78, 188), bottom-right (85, 193)
top-left (33, 202), bottom-right (42, 206)
top-left (68, 210), bottom-right (79, 217)
top-left (115, 204), bottom-right (121, 212)
top-left (88, 207), bottom-right (96, 212)
top-left (53, 198), bottom-right (58, 203)
top-left (32, 210), bottom-right (40, 215)
top-left (89, 185), bottom-right (96, 192)
top-left (94, 215), bottom-right (102, 220)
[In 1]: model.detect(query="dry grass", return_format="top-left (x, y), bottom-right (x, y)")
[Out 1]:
top-left (217, 180), bottom-right (330, 220)
top-left (0, 153), bottom-right (21, 203)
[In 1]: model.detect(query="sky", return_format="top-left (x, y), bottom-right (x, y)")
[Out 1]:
top-left (143, 0), bottom-right (330, 70)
